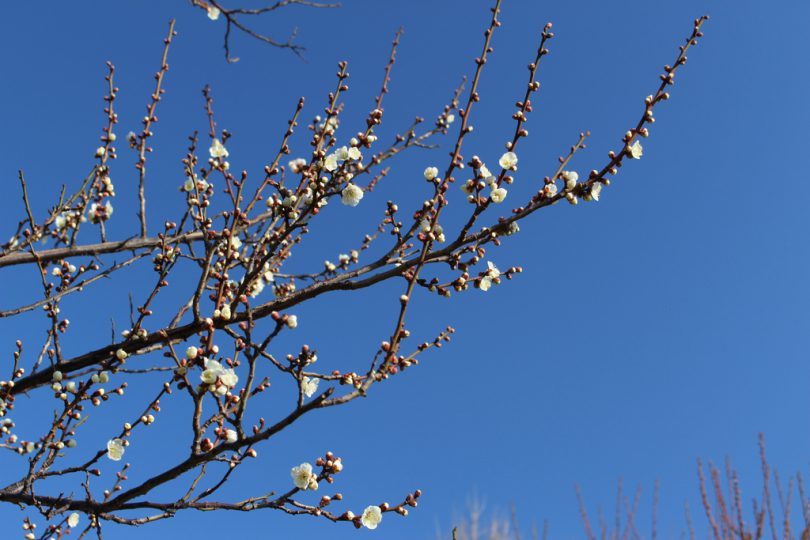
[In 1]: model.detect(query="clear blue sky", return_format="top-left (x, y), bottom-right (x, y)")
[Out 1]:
top-left (1, 0), bottom-right (808, 538)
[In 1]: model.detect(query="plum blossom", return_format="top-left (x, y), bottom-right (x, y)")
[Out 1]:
top-left (588, 182), bottom-right (603, 202)
top-left (301, 376), bottom-right (319, 398)
top-left (288, 157), bottom-right (307, 173)
top-left (88, 201), bottom-right (114, 224)
top-left (479, 261), bottom-right (500, 292)
top-left (324, 154), bottom-right (339, 172)
top-left (286, 314), bottom-right (298, 329)
top-left (209, 138), bottom-right (229, 159)
top-left (544, 183), bottom-right (558, 198)
top-left (207, 5), bottom-right (221, 20)
top-left (498, 151), bottom-right (518, 170)
top-left (341, 183), bottom-right (364, 206)
top-left (561, 170), bottom-right (579, 190)
top-left (361, 505), bottom-right (383, 529)
top-left (106, 438), bottom-right (125, 461)
top-left (490, 187), bottom-right (508, 204)
top-left (200, 358), bottom-right (239, 390)
top-left (628, 140), bottom-right (643, 159)
top-left (67, 513), bottom-right (80, 528)
top-left (291, 462), bottom-right (316, 490)
top-left (423, 166), bottom-right (439, 181)
top-left (225, 429), bottom-right (238, 443)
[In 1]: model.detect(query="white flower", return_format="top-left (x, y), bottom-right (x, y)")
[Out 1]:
top-left (186, 346), bottom-right (198, 360)
top-left (115, 349), bottom-right (128, 361)
top-left (628, 140), bottom-right (643, 159)
top-left (225, 429), bottom-right (238, 443)
top-left (286, 314), bottom-right (298, 329)
top-left (480, 164), bottom-right (491, 178)
top-left (423, 166), bottom-right (439, 181)
top-left (107, 438), bottom-right (125, 461)
top-left (561, 170), bottom-right (579, 190)
top-left (200, 359), bottom-right (238, 389)
top-left (324, 154), bottom-right (339, 172)
top-left (486, 261), bottom-right (500, 278)
top-left (209, 138), bottom-right (229, 159)
top-left (335, 146), bottom-right (351, 161)
top-left (361, 505), bottom-right (383, 529)
top-left (183, 178), bottom-right (195, 192)
top-left (498, 151), bottom-right (518, 170)
top-left (544, 183), bottom-right (558, 197)
top-left (288, 158), bottom-right (307, 173)
top-left (207, 5), bottom-right (220, 20)
top-left (348, 147), bottom-right (362, 161)
top-left (590, 182), bottom-right (603, 201)
top-left (490, 187), bottom-right (508, 204)
top-left (95, 146), bottom-right (106, 158)
top-left (446, 114), bottom-right (455, 124)
top-left (301, 376), bottom-right (319, 398)
top-left (341, 183), bottom-right (364, 206)
top-left (88, 201), bottom-right (114, 224)
top-left (248, 278), bottom-right (265, 297)
top-left (67, 513), bottom-right (80, 528)
top-left (228, 236), bottom-right (242, 251)
top-left (291, 462), bottom-right (314, 490)
top-left (479, 276), bottom-right (493, 292)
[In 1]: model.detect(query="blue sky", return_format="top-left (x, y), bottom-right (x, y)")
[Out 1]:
top-left (1, 0), bottom-right (809, 538)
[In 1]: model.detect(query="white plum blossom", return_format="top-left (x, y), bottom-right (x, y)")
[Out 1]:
top-left (323, 154), bottom-right (339, 172)
top-left (200, 359), bottom-right (239, 389)
top-left (361, 505), bottom-right (383, 529)
top-left (88, 201), bottom-right (114, 224)
top-left (348, 146), bottom-right (362, 160)
top-left (589, 182), bottom-right (603, 202)
top-left (480, 164), bottom-right (492, 178)
top-left (423, 166), bottom-right (439, 181)
top-left (225, 429), bottom-right (238, 443)
top-left (288, 157), bottom-right (307, 173)
top-left (490, 187), bottom-right (508, 204)
top-left (446, 113), bottom-right (455, 124)
top-left (628, 140), bottom-right (643, 159)
top-left (207, 5), bottom-right (220, 20)
top-left (106, 438), bottom-right (125, 461)
top-left (479, 261), bottom-right (500, 292)
top-left (561, 170), bottom-right (579, 190)
top-left (341, 183), bottom-right (364, 206)
top-left (544, 183), bottom-right (558, 198)
top-left (301, 376), bottom-right (319, 398)
top-left (286, 314), bottom-right (298, 329)
top-left (291, 462), bottom-right (315, 490)
top-left (67, 513), bottom-right (80, 528)
top-left (209, 138), bottom-right (229, 159)
top-left (95, 146), bottom-right (106, 158)
top-left (186, 346), bottom-right (198, 360)
top-left (498, 151), bottom-right (518, 170)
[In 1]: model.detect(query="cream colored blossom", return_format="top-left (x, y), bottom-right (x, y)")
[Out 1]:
top-left (561, 170), bottom-right (579, 190)
top-left (67, 513), bottom-right (80, 528)
top-left (341, 183), bottom-right (364, 206)
top-left (291, 462), bottom-right (314, 490)
top-left (490, 187), bottom-right (508, 204)
top-left (423, 166), bottom-right (439, 181)
top-left (361, 505), bottom-right (383, 529)
top-left (498, 151), bottom-right (518, 170)
top-left (628, 140), bottom-right (643, 159)
top-left (301, 376), bottom-right (319, 398)
top-left (107, 438), bottom-right (125, 461)
top-left (207, 6), bottom-right (221, 20)
top-left (209, 138), bottom-right (229, 159)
